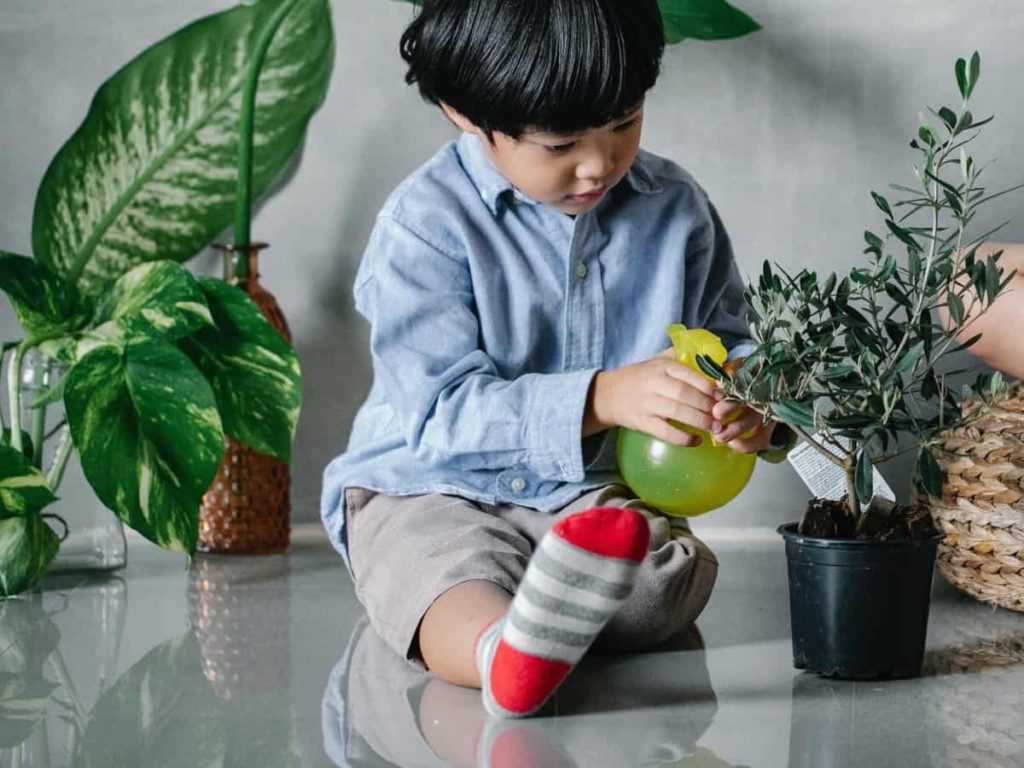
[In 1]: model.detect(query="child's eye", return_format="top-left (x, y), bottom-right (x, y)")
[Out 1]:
top-left (545, 142), bottom-right (576, 154)
top-left (614, 118), bottom-right (639, 132)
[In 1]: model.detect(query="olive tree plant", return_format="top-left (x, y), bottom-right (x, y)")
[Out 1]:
top-left (700, 53), bottom-right (1018, 531)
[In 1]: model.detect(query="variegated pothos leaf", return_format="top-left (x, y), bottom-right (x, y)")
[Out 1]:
top-left (0, 444), bottom-right (58, 519)
top-left (181, 277), bottom-right (301, 462)
top-left (94, 260), bottom-right (213, 340)
top-left (63, 341), bottom-right (224, 555)
top-left (33, 0), bottom-right (335, 295)
top-left (0, 515), bottom-right (60, 597)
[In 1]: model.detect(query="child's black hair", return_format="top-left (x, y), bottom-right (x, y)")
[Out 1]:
top-left (400, 0), bottom-right (664, 138)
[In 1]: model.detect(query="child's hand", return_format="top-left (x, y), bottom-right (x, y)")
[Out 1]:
top-left (710, 400), bottom-right (776, 453)
top-left (585, 352), bottom-right (720, 446)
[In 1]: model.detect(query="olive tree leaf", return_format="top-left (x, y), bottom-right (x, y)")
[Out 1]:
top-left (0, 253), bottom-right (88, 337)
top-left (180, 278), bottom-right (301, 462)
top-left (93, 261), bottom-right (213, 341)
top-left (658, 0), bottom-right (760, 43)
top-left (0, 444), bottom-right (58, 519)
top-left (855, 449), bottom-right (874, 507)
top-left (33, 0), bottom-right (335, 296)
top-left (0, 515), bottom-right (60, 597)
top-left (63, 341), bottom-right (224, 555)
top-left (771, 400), bottom-right (816, 431)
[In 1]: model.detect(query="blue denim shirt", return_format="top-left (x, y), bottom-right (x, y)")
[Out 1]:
top-left (320, 133), bottom-right (754, 573)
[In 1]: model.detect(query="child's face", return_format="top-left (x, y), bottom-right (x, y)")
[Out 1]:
top-left (445, 103), bottom-right (645, 215)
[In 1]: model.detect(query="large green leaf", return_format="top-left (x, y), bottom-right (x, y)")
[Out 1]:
top-left (0, 253), bottom-right (88, 336)
top-left (181, 277), bottom-right (301, 462)
top-left (63, 341), bottom-right (224, 554)
top-left (0, 444), bottom-right (58, 519)
top-left (33, 0), bottom-right (335, 296)
top-left (658, 0), bottom-right (761, 43)
top-left (94, 260), bottom-right (213, 341)
top-left (0, 515), bottom-right (60, 597)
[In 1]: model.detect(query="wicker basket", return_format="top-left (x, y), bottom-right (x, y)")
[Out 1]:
top-left (930, 380), bottom-right (1024, 612)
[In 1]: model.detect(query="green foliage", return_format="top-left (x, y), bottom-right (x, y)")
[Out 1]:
top-left (658, 0), bottom-right (760, 43)
top-left (63, 341), bottom-right (225, 555)
top-left (32, 0), bottom-right (334, 297)
top-left (0, 0), bottom-right (326, 595)
top-left (706, 53), bottom-right (1016, 516)
top-left (0, 515), bottom-right (60, 597)
top-left (182, 278), bottom-right (303, 462)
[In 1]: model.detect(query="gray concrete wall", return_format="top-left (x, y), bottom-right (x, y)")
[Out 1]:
top-left (2, 0), bottom-right (1022, 530)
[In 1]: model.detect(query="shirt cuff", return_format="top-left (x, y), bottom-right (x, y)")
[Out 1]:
top-left (526, 369), bottom-right (599, 483)
top-left (726, 341), bottom-right (756, 362)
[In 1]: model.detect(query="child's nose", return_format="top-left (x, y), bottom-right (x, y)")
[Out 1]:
top-left (576, 148), bottom-right (616, 181)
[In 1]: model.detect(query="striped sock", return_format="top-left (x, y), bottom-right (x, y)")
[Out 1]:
top-left (475, 507), bottom-right (650, 718)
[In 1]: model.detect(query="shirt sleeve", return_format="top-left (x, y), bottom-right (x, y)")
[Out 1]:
top-left (354, 215), bottom-right (595, 483)
top-left (681, 194), bottom-right (754, 361)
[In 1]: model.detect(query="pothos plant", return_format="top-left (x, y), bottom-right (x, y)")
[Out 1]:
top-left (699, 52), bottom-right (1018, 536)
top-left (0, 0), bottom-right (335, 597)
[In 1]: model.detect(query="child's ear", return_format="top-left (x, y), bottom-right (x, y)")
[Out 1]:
top-left (439, 102), bottom-right (479, 134)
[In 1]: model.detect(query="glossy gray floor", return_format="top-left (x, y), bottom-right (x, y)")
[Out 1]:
top-left (4, 525), bottom-right (1024, 768)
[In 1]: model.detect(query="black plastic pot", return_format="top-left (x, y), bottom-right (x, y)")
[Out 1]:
top-left (778, 522), bottom-right (941, 679)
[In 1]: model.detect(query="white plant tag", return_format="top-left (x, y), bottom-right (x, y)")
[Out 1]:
top-left (787, 432), bottom-right (895, 503)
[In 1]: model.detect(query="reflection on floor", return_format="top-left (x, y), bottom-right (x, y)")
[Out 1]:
top-left (3, 525), bottom-right (1024, 767)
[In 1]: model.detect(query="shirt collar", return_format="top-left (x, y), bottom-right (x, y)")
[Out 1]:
top-left (457, 133), bottom-right (664, 217)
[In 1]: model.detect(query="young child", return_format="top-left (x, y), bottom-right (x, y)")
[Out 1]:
top-left (321, 0), bottom-right (789, 719)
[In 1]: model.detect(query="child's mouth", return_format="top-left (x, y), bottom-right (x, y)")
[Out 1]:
top-left (565, 187), bottom-right (606, 203)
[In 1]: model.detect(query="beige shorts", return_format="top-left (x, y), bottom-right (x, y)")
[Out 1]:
top-left (344, 484), bottom-right (718, 664)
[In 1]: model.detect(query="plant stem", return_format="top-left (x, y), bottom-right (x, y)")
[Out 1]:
top-left (30, 398), bottom-right (47, 471)
top-left (7, 344), bottom-right (26, 454)
top-left (233, 0), bottom-right (301, 250)
top-left (845, 464), bottom-right (859, 516)
top-left (46, 426), bottom-right (74, 491)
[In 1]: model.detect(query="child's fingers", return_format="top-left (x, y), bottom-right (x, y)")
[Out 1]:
top-left (642, 416), bottom-right (702, 447)
top-left (662, 361), bottom-right (718, 397)
top-left (727, 428), bottom-right (774, 454)
top-left (711, 400), bottom-right (745, 421)
top-left (714, 409), bottom-right (763, 444)
top-left (657, 376), bottom-right (717, 414)
top-left (652, 395), bottom-right (718, 434)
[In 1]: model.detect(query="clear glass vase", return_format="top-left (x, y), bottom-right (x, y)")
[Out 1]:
top-left (18, 349), bottom-right (127, 572)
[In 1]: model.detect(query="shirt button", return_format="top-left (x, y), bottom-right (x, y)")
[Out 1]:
top-left (510, 477), bottom-right (527, 493)
top-left (575, 262), bottom-right (588, 280)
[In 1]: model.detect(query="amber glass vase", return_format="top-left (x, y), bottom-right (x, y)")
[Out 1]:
top-left (198, 243), bottom-right (291, 553)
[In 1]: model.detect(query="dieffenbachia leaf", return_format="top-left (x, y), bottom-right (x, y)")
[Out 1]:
top-left (94, 260), bottom-right (213, 341)
top-left (33, 0), bottom-right (335, 296)
top-left (0, 253), bottom-right (88, 336)
top-left (181, 278), bottom-right (301, 462)
top-left (0, 515), bottom-right (60, 597)
top-left (658, 0), bottom-right (760, 43)
top-left (0, 443), bottom-right (58, 519)
top-left (63, 340), bottom-right (224, 555)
